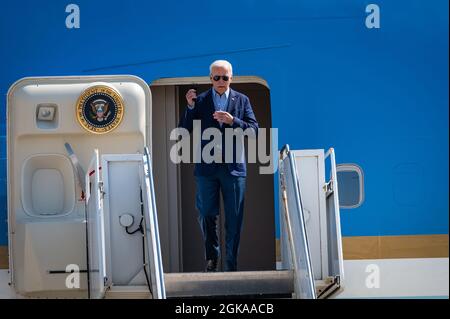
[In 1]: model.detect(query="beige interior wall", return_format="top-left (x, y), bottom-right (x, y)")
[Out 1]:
top-left (151, 85), bottom-right (182, 272)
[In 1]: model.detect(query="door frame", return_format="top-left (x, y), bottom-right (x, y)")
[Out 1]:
top-left (150, 76), bottom-right (271, 272)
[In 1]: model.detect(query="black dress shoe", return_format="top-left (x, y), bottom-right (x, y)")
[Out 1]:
top-left (205, 259), bottom-right (218, 272)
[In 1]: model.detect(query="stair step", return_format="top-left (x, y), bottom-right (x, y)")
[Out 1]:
top-left (105, 285), bottom-right (152, 299)
top-left (165, 270), bottom-right (294, 298)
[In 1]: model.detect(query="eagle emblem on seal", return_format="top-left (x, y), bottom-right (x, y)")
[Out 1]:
top-left (90, 99), bottom-right (111, 122)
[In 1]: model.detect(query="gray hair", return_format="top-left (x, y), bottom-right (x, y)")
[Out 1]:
top-left (209, 60), bottom-right (233, 75)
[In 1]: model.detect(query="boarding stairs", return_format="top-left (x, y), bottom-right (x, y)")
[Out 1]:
top-left (92, 145), bottom-right (344, 299)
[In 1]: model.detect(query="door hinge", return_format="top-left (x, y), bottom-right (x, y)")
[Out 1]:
top-left (98, 181), bottom-right (105, 199)
top-left (323, 180), bottom-right (333, 197)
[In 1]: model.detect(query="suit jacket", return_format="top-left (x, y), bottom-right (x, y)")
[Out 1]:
top-left (178, 88), bottom-right (259, 177)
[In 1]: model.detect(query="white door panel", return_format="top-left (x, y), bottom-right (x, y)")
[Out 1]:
top-left (86, 149), bottom-right (107, 299)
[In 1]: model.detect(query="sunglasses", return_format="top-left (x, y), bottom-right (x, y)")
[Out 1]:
top-left (212, 75), bottom-right (230, 82)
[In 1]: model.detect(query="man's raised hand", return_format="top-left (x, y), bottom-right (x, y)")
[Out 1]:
top-left (186, 89), bottom-right (197, 107)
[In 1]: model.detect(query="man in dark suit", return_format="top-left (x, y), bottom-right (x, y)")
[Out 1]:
top-left (179, 60), bottom-right (259, 272)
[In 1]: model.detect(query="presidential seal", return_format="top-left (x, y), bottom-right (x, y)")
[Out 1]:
top-left (76, 85), bottom-right (124, 134)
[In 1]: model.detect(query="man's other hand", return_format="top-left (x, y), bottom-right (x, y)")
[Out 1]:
top-left (213, 111), bottom-right (234, 125)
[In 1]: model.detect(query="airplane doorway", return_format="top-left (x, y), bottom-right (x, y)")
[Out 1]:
top-left (151, 77), bottom-right (275, 273)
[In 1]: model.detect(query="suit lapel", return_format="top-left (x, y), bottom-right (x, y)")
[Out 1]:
top-left (226, 88), bottom-right (237, 115)
top-left (206, 88), bottom-right (220, 128)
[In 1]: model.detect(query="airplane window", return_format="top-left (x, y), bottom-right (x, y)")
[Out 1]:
top-left (336, 164), bottom-right (364, 209)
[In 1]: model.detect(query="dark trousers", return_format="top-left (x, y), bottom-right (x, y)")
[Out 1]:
top-left (195, 164), bottom-right (246, 271)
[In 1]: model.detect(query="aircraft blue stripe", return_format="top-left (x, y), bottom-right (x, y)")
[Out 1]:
top-left (0, 0), bottom-right (448, 245)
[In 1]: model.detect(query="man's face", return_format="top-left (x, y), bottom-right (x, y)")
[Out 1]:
top-left (210, 66), bottom-right (232, 95)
